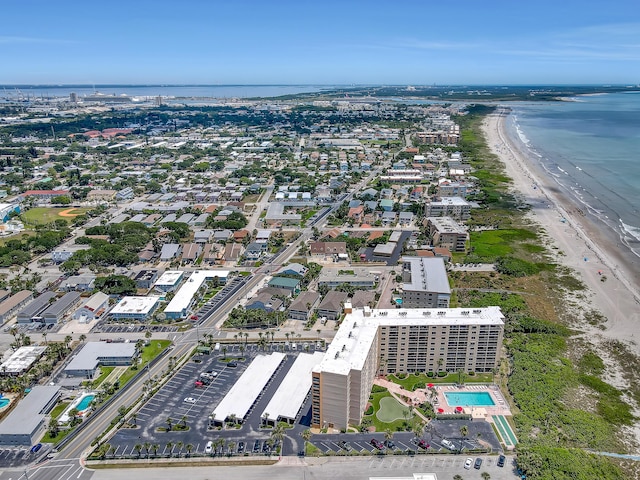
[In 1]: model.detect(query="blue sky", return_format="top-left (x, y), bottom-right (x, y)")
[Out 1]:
top-left (2, 0), bottom-right (639, 85)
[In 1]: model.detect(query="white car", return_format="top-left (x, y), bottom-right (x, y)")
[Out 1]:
top-left (464, 457), bottom-right (473, 469)
top-left (205, 441), bottom-right (213, 454)
top-left (184, 397), bottom-right (197, 404)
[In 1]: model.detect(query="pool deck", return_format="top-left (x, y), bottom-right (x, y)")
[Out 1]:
top-left (374, 378), bottom-right (512, 421)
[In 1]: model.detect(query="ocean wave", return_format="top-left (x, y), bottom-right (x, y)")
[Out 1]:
top-left (515, 126), bottom-right (530, 145)
top-left (621, 221), bottom-right (640, 242)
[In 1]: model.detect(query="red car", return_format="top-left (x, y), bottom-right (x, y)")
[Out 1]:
top-left (417, 439), bottom-right (430, 450)
top-left (370, 439), bottom-right (384, 450)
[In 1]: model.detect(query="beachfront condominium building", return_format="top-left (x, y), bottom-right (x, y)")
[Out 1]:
top-left (311, 306), bottom-right (504, 429)
top-left (400, 256), bottom-right (451, 308)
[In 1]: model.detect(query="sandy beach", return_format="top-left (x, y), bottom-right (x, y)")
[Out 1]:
top-left (482, 109), bottom-right (640, 354)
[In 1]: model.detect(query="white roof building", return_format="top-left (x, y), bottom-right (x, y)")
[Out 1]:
top-left (211, 352), bottom-right (285, 424)
top-left (163, 270), bottom-right (230, 319)
top-left (261, 352), bottom-right (324, 424)
top-left (110, 296), bottom-right (160, 319)
top-left (0, 346), bottom-right (47, 376)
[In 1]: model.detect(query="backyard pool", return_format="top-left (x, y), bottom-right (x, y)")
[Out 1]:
top-left (444, 391), bottom-right (495, 407)
top-left (77, 394), bottom-right (95, 412)
top-left (0, 398), bottom-right (9, 408)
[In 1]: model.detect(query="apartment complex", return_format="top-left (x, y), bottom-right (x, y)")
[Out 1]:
top-left (426, 216), bottom-right (467, 252)
top-left (400, 256), bottom-right (451, 308)
top-left (311, 306), bottom-right (504, 429)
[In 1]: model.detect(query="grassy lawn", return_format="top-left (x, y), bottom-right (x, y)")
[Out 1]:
top-left (49, 401), bottom-right (70, 420)
top-left (90, 366), bottom-right (114, 388)
top-left (387, 372), bottom-right (494, 391)
top-left (21, 207), bottom-right (91, 225)
top-left (364, 389), bottom-right (416, 432)
top-left (141, 339), bottom-right (171, 363)
top-left (41, 427), bottom-right (74, 444)
top-left (468, 228), bottom-right (537, 261)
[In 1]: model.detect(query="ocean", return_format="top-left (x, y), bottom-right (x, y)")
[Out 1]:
top-left (507, 92), bottom-right (640, 261)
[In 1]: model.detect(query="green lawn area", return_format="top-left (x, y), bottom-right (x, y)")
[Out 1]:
top-left (41, 427), bottom-right (74, 444)
top-left (21, 207), bottom-right (91, 225)
top-left (141, 339), bottom-right (171, 363)
top-left (376, 396), bottom-right (410, 423)
top-left (364, 389), bottom-right (416, 432)
top-left (90, 366), bottom-right (114, 388)
top-left (388, 372), bottom-right (494, 391)
top-left (49, 401), bottom-right (70, 420)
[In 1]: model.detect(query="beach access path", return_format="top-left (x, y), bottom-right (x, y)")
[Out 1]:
top-left (483, 110), bottom-right (640, 354)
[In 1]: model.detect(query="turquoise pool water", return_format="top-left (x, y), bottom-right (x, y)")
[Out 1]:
top-left (444, 391), bottom-right (495, 407)
top-left (0, 398), bottom-right (9, 408)
top-left (76, 395), bottom-right (95, 412)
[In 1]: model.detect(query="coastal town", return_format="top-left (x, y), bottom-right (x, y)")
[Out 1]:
top-left (0, 89), bottom-right (637, 480)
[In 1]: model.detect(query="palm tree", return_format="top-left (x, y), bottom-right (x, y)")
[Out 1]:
top-left (166, 416), bottom-right (173, 431)
top-left (271, 423), bottom-right (286, 445)
top-left (64, 335), bottom-right (73, 350)
top-left (176, 441), bottom-right (184, 457)
top-left (48, 417), bottom-right (59, 437)
top-left (262, 412), bottom-right (270, 428)
top-left (412, 421), bottom-right (424, 440)
top-left (131, 412), bottom-right (137, 427)
top-left (222, 346), bottom-right (228, 359)
top-left (180, 415), bottom-right (188, 429)
top-left (460, 425), bottom-right (469, 440)
top-left (143, 442), bottom-right (151, 457)
top-left (79, 334), bottom-right (87, 343)
top-left (151, 444), bottom-right (160, 457)
top-left (166, 441), bottom-right (174, 457)
top-left (453, 475), bottom-right (463, 480)
top-left (185, 443), bottom-right (193, 457)
top-left (301, 428), bottom-right (312, 443)
top-left (227, 440), bottom-right (236, 456)
top-left (42, 331), bottom-right (48, 346)
top-left (481, 473), bottom-right (491, 480)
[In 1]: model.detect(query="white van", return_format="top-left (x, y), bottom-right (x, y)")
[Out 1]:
top-left (214, 343), bottom-right (221, 352)
top-left (205, 441), bottom-right (213, 454)
top-left (441, 439), bottom-right (456, 450)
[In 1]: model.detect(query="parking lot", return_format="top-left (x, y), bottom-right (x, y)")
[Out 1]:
top-left (93, 322), bottom-right (179, 334)
top-left (108, 346), bottom-right (309, 458)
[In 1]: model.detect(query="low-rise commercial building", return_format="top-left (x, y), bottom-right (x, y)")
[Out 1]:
top-left (64, 342), bottom-right (137, 379)
top-left (0, 290), bottom-right (33, 324)
top-left (0, 346), bottom-right (47, 376)
top-left (41, 292), bottom-right (81, 324)
top-left (109, 296), bottom-right (160, 321)
top-left (0, 386), bottom-right (60, 446)
top-left (154, 270), bottom-right (184, 292)
top-left (73, 292), bottom-right (110, 323)
top-left (17, 291), bottom-right (57, 324)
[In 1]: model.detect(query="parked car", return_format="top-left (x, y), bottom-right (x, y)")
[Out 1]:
top-left (384, 440), bottom-right (395, 449)
top-left (30, 443), bottom-right (42, 453)
top-left (205, 441), bottom-right (213, 454)
top-left (184, 397), bottom-right (197, 404)
top-left (441, 439), bottom-right (456, 450)
top-left (237, 441), bottom-right (245, 453)
top-left (253, 440), bottom-right (261, 453)
top-left (339, 440), bottom-right (352, 451)
top-left (497, 454), bottom-right (506, 467)
top-left (228, 361), bottom-right (238, 368)
top-left (370, 439), bottom-right (384, 450)
top-left (417, 439), bottom-right (430, 450)
top-left (474, 457), bottom-right (483, 469)
top-left (464, 457), bottom-right (473, 469)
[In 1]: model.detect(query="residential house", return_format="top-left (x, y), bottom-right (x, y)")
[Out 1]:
top-left (287, 291), bottom-right (320, 321)
top-left (160, 244), bottom-right (182, 261)
top-left (267, 277), bottom-right (301, 295)
top-left (181, 243), bottom-right (202, 263)
top-left (317, 291), bottom-right (348, 320)
top-left (245, 293), bottom-right (283, 313)
top-left (277, 263), bottom-right (307, 277)
top-left (59, 274), bottom-right (96, 292)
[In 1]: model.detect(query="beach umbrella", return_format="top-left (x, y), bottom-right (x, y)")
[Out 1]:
top-left (427, 383), bottom-right (434, 388)
top-left (437, 408), bottom-right (444, 413)
top-left (455, 406), bottom-right (463, 413)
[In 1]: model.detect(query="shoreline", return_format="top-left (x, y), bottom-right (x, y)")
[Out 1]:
top-left (482, 109), bottom-right (640, 353)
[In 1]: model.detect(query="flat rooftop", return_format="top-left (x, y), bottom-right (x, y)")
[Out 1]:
top-left (316, 307), bottom-right (504, 376)
top-left (402, 256), bottom-right (450, 294)
top-left (0, 346), bottom-right (47, 374)
top-left (261, 352), bottom-right (323, 421)
top-left (212, 352), bottom-right (285, 422)
top-left (110, 296), bottom-right (160, 315)
top-left (164, 270), bottom-right (230, 316)
top-left (155, 270), bottom-right (184, 286)
top-left (65, 342), bottom-right (137, 372)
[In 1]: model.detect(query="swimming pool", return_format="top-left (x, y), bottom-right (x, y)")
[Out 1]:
top-left (444, 391), bottom-right (495, 407)
top-left (0, 398), bottom-right (9, 408)
top-left (76, 394), bottom-right (95, 412)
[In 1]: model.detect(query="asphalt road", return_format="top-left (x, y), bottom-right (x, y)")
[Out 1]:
top-left (83, 455), bottom-right (520, 480)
